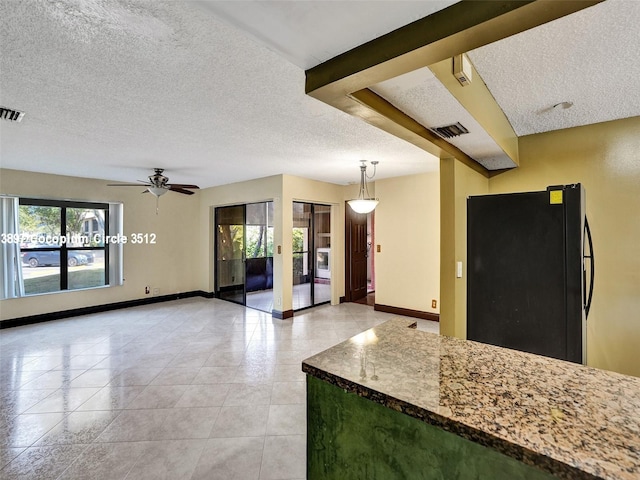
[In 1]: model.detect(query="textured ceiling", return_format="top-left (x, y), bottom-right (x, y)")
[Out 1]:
top-left (1, 1), bottom-right (638, 188)
top-left (372, 67), bottom-right (517, 170)
top-left (0, 0), bottom-right (439, 189)
top-left (468, 0), bottom-right (640, 136)
top-left (199, 0), bottom-right (457, 69)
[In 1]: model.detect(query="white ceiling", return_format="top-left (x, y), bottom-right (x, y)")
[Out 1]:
top-left (1, 1), bottom-right (638, 188)
top-left (468, 0), bottom-right (640, 136)
top-left (198, 0), bottom-right (457, 70)
top-left (371, 67), bottom-right (518, 171)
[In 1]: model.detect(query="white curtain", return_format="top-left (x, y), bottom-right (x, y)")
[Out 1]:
top-left (0, 196), bottom-right (25, 299)
top-left (108, 202), bottom-right (124, 286)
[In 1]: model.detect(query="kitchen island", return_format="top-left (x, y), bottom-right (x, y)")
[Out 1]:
top-left (302, 318), bottom-right (640, 480)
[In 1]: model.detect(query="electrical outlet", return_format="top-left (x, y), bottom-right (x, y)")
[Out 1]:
top-left (376, 245), bottom-right (381, 253)
top-left (145, 286), bottom-right (150, 294)
top-left (153, 288), bottom-right (160, 296)
top-left (432, 299), bottom-right (437, 309)
top-left (276, 297), bottom-right (281, 306)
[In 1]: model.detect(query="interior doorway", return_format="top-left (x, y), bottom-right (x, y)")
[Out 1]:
top-left (292, 202), bottom-right (331, 311)
top-left (367, 212), bottom-right (375, 293)
top-left (215, 202), bottom-right (274, 312)
top-left (345, 204), bottom-right (375, 304)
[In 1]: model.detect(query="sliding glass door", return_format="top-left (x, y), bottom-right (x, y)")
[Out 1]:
top-left (313, 204), bottom-right (331, 305)
top-left (292, 202), bottom-right (331, 310)
top-left (293, 203), bottom-right (312, 309)
top-left (245, 202), bottom-right (274, 312)
top-left (215, 202), bottom-right (273, 312)
top-left (216, 205), bottom-right (245, 304)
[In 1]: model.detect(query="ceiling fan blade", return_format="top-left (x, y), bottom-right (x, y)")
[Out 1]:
top-left (107, 183), bottom-right (152, 187)
top-left (107, 170), bottom-right (196, 200)
top-left (169, 186), bottom-right (196, 195)
top-left (166, 183), bottom-right (200, 189)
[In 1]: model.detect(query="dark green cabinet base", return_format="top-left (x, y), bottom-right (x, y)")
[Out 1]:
top-left (307, 376), bottom-right (558, 480)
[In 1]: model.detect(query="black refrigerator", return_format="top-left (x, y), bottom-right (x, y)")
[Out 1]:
top-left (467, 184), bottom-right (594, 364)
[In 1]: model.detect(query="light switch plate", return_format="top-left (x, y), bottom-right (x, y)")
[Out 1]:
top-left (456, 261), bottom-right (463, 278)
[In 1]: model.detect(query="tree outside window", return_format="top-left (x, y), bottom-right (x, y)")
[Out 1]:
top-left (18, 199), bottom-right (108, 295)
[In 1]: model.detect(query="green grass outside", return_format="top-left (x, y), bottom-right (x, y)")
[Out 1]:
top-left (24, 268), bottom-right (105, 295)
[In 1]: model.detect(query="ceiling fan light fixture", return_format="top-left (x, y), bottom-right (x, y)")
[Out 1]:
top-left (348, 160), bottom-right (379, 214)
top-left (148, 186), bottom-right (168, 197)
top-left (106, 167), bottom-right (199, 214)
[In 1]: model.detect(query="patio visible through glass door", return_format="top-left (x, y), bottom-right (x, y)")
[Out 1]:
top-left (244, 202), bottom-right (274, 312)
top-left (215, 205), bottom-right (244, 305)
top-left (292, 202), bottom-right (331, 310)
top-left (215, 202), bottom-right (274, 312)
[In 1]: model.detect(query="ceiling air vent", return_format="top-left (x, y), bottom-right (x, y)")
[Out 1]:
top-left (0, 107), bottom-right (25, 122)
top-left (429, 122), bottom-right (468, 139)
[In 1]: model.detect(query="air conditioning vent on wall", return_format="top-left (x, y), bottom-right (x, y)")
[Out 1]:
top-left (429, 122), bottom-right (469, 139)
top-left (0, 107), bottom-right (25, 122)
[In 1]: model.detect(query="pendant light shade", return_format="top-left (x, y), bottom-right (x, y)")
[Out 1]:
top-left (347, 198), bottom-right (378, 214)
top-left (148, 187), bottom-right (169, 197)
top-left (147, 187), bottom-right (169, 214)
top-left (348, 160), bottom-right (379, 214)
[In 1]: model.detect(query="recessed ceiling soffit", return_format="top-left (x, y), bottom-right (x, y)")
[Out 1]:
top-left (304, 0), bottom-right (604, 176)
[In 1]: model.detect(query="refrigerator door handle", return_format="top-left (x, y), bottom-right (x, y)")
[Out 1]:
top-left (583, 217), bottom-right (595, 319)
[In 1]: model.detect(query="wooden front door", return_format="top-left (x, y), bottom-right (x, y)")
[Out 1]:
top-left (345, 204), bottom-right (368, 302)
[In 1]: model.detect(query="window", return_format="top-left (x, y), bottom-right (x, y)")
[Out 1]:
top-left (0, 196), bottom-right (123, 299)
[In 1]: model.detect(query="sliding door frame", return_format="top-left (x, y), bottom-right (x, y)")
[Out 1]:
top-left (292, 201), bottom-right (331, 311)
top-left (214, 201), bottom-right (274, 312)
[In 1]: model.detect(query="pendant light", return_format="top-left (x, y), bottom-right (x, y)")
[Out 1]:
top-left (147, 187), bottom-right (169, 197)
top-left (347, 160), bottom-right (379, 214)
top-left (146, 187), bottom-right (168, 215)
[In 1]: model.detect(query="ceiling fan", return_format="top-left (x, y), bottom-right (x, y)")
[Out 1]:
top-left (107, 168), bottom-right (199, 214)
top-left (107, 168), bottom-right (200, 197)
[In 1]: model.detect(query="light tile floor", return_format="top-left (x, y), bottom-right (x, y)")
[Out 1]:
top-left (246, 283), bottom-right (332, 313)
top-left (0, 298), bottom-right (438, 479)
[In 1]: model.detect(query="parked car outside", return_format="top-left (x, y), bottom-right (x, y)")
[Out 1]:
top-left (21, 248), bottom-right (94, 268)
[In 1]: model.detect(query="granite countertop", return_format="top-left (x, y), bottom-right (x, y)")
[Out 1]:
top-left (302, 318), bottom-right (640, 480)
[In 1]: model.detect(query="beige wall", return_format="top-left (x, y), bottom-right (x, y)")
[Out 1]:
top-left (196, 174), bottom-right (346, 313)
top-left (0, 169), bottom-right (200, 321)
top-left (4, 169), bottom-right (442, 322)
top-left (196, 171), bottom-right (443, 316)
top-left (374, 172), bottom-right (440, 314)
top-left (195, 175), bottom-right (283, 316)
top-left (194, 174), bottom-right (282, 300)
top-left (440, 116), bottom-right (640, 376)
top-left (283, 174), bottom-right (346, 310)
top-left (439, 158), bottom-right (489, 338)
top-left (489, 117), bottom-right (640, 376)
